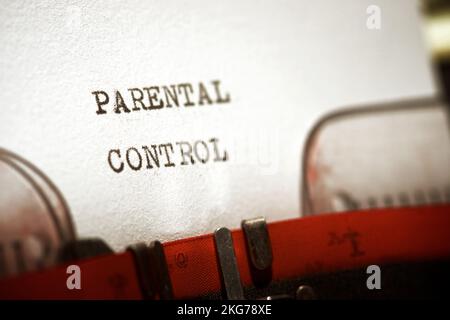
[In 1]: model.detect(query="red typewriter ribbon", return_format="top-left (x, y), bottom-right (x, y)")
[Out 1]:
top-left (0, 204), bottom-right (449, 299)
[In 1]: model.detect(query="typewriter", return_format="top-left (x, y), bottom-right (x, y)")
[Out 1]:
top-left (0, 0), bottom-right (449, 301)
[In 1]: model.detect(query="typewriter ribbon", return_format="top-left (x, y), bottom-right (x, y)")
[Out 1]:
top-left (0, 204), bottom-right (449, 299)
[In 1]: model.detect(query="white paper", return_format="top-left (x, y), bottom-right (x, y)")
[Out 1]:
top-left (0, 0), bottom-right (436, 250)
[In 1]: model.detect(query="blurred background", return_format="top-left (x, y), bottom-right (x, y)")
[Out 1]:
top-left (423, 0), bottom-right (450, 101)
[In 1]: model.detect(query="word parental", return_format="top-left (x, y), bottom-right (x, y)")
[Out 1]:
top-left (108, 137), bottom-right (228, 173)
top-left (92, 80), bottom-right (231, 115)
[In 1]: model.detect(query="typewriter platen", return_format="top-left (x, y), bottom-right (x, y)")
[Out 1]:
top-left (0, 0), bottom-right (449, 302)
